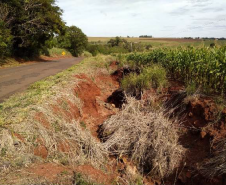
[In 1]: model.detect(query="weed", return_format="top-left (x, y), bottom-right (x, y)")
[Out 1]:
top-left (73, 172), bottom-right (101, 185)
top-left (60, 158), bottom-right (69, 166)
top-left (52, 121), bottom-right (62, 132)
top-left (1, 148), bottom-right (7, 157)
top-left (121, 65), bottom-right (167, 96)
top-left (61, 170), bottom-right (69, 175)
top-left (186, 82), bottom-right (198, 95)
top-left (80, 121), bottom-right (86, 129)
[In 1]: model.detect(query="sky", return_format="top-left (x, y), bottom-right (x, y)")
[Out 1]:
top-left (56, 0), bottom-right (226, 38)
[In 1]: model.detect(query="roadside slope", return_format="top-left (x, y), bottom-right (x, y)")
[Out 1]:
top-left (0, 55), bottom-right (120, 185)
top-left (0, 57), bottom-right (83, 103)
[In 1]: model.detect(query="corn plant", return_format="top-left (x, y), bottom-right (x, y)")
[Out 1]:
top-left (125, 46), bottom-right (226, 95)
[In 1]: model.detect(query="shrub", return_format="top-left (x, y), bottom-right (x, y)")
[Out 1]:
top-left (81, 51), bottom-right (92, 57)
top-left (107, 36), bottom-right (128, 47)
top-left (101, 97), bottom-right (185, 178)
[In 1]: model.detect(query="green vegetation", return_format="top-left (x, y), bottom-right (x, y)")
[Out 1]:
top-left (0, 55), bottom-right (114, 126)
top-left (0, 55), bottom-right (114, 184)
top-left (57, 26), bottom-right (88, 57)
top-left (89, 37), bottom-right (226, 50)
top-left (121, 65), bottom-right (167, 95)
top-left (125, 46), bottom-right (226, 95)
top-left (73, 173), bottom-right (102, 185)
top-left (0, 1), bottom-right (88, 65)
top-left (0, 0), bottom-right (64, 57)
top-left (87, 37), bottom-right (149, 56)
top-left (0, 20), bottom-right (12, 59)
top-left (46, 47), bottom-right (72, 57)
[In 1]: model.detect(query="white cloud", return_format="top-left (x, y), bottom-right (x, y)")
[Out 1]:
top-left (56, 0), bottom-right (226, 37)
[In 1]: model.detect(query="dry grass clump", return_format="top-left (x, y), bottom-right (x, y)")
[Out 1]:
top-left (101, 97), bottom-right (185, 178)
top-left (0, 110), bottom-right (107, 172)
top-left (200, 140), bottom-right (226, 178)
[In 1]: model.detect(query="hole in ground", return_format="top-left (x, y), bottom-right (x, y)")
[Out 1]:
top-left (107, 89), bottom-right (126, 108)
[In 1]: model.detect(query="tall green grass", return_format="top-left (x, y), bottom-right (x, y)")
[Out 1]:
top-left (121, 65), bottom-right (167, 95)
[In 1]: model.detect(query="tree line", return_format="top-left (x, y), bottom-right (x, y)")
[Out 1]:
top-left (0, 0), bottom-right (88, 58)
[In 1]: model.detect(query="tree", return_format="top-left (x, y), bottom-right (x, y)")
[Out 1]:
top-left (58, 26), bottom-right (88, 57)
top-left (1, 0), bottom-right (65, 57)
top-left (0, 22), bottom-right (12, 58)
top-left (0, 3), bottom-right (12, 58)
top-left (107, 36), bottom-right (128, 47)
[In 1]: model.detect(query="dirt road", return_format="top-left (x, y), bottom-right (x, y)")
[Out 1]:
top-left (0, 57), bottom-right (83, 103)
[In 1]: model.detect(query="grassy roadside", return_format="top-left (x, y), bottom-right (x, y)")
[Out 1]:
top-left (0, 48), bottom-right (72, 69)
top-left (0, 54), bottom-right (115, 185)
top-left (0, 54), bottom-right (114, 126)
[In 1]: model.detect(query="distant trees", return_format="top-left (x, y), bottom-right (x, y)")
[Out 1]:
top-left (139, 35), bottom-right (152, 38)
top-left (86, 37), bottom-right (149, 56)
top-left (107, 36), bottom-right (128, 47)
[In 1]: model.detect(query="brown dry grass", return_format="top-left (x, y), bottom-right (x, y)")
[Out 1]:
top-left (200, 139), bottom-right (226, 178)
top-left (100, 96), bottom-right (185, 179)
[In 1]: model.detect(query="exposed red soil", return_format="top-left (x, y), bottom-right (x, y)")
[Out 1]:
top-left (26, 163), bottom-right (73, 182)
top-left (75, 165), bottom-right (115, 184)
top-left (159, 81), bottom-right (226, 185)
top-left (57, 140), bottom-right (71, 153)
top-left (30, 63), bottom-right (226, 185)
top-left (13, 62), bottom-right (226, 185)
top-left (141, 79), bottom-right (226, 185)
top-left (51, 98), bottom-right (81, 122)
top-left (74, 72), bottom-right (119, 136)
top-left (26, 66), bottom-right (120, 183)
top-left (35, 112), bottom-right (51, 129)
top-left (34, 145), bottom-right (48, 159)
top-left (13, 132), bottom-right (25, 142)
top-left (75, 74), bottom-right (102, 120)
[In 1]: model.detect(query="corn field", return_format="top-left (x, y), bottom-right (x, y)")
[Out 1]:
top-left (126, 46), bottom-right (226, 94)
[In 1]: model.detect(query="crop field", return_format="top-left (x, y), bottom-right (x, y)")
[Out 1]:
top-left (89, 37), bottom-right (226, 48)
top-left (125, 46), bottom-right (226, 94)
